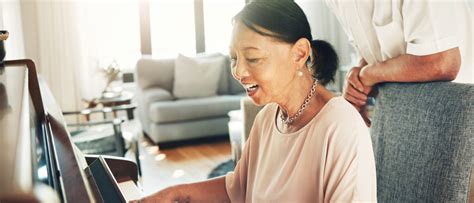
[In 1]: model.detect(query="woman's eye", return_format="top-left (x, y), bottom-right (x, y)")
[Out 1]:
top-left (246, 58), bottom-right (260, 63)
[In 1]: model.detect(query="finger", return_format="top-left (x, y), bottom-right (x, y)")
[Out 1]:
top-left (362, 85), bottom-right (373, 95)
top-left (344, 86), bottom-right (368, 105)
top-left (347, 72), bottom-right (364, 92)
top-left (343, 79), bottom-right (366, 98)
top-left (344, 92), bottom-right (366, 107)
top-left (349, 80), bottom-right (364, 93)
top-left (343, 78), bottom-right (367, 107)
top-left (345, 85), bottom-right (368, 102)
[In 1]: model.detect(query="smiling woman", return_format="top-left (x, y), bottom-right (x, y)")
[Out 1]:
top-left (134, 1), bottom-right (377, 202)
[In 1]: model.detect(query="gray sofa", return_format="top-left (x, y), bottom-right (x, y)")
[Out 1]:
top-left (135, 54), bottom-right (245, 144)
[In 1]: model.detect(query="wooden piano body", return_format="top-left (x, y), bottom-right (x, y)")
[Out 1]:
top-left (0, 59), bottom-right (142, 202)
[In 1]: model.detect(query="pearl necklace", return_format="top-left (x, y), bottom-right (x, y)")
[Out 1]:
top-left (280, 79), bottom-right (318, 125)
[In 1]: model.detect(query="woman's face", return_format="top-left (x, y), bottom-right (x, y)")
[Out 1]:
top-left (229, 22), bottom-right (297, 105)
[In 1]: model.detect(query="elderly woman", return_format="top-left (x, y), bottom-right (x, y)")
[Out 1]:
top-left (137, 1), bottom-right (376, 202)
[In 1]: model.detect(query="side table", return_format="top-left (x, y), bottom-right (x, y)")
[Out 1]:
top-left (96, 91), bottom-right (135, 119)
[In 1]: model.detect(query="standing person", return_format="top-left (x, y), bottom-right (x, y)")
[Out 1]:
top-left (325, 0), bottom-right (473, 123)
top-left (326, 1), bottom-right (473, 202)
top-left (133, 1), bottom-right (377, 202)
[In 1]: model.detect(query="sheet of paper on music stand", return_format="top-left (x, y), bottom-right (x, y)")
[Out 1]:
top-left (73, 145), bottom-right (89, 170)
top-left (118, 180), bottom-right (143, 201)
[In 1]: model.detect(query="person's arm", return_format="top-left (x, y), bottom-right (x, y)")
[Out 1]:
top-left (359, 47), bottom-right (461, 87)
top-left (360, 0), bottom-right (463, 87)
top-left (134, 176), bottom-right (230, 203)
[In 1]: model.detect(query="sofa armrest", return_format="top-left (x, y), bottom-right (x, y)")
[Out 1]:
top-left (241, 97), bottom-right (263, 143)
top-left (136, 87), bottom-right (174, 125)
top-left (141, 87), bottom-right (174, 104)
top-left (135, 56), bottom-right (175, 92)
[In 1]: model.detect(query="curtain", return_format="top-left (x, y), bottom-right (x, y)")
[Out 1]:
top-left (74, 0), bottom-right (141, 101)
top-left (20, 0), bottom-right (84, 112)
top-left (19, 0), bottom-right (141, 111)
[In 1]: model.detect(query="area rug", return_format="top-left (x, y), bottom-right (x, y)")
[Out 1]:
top-left (208, 159), bottom-right (234, 179)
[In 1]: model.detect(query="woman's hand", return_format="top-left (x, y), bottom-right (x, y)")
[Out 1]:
top-left (130, 177), bottom-right (229, 203)
top-left (130, 186), bottom-right (186, 203)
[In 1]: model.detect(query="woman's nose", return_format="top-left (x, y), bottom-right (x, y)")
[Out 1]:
top-left (232, 62), bottom-right (248, 81)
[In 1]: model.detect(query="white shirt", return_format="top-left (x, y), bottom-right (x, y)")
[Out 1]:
top-left (325, 0), bottom-right (473, 83)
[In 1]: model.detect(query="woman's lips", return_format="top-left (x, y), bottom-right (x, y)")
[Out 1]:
top-left (247, 86), bottom-right (258, 96)
top-left (243, 84), bottom-right (259, 97)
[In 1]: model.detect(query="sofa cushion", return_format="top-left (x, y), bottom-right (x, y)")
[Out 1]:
top-left (187, 52), bottom-right (230, 95)
top-left (173, 54), bottom-right (224, 99)
top-left (136, 56), bottom-right (175, 92)
top-left (148, 95), bottom-right (242, 123)
top-left (148, 117), bottom-right (230, 144)
top-left (210, 54), bottom-right (230, 95)
top-left (142, 87), bottom-right (174, 107)
top-left (224, 56), bottom-right (246, 94)
top-left (218, 55), bottom-right (232, 94)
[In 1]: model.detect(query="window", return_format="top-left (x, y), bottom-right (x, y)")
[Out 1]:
top-left (203, 0), bottom-right (245, 54)
top-left (150, 0), bottom-right (196, 58)
top-left (80, 1), bottom-right (141, 72)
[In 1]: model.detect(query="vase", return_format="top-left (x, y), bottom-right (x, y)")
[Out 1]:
top-left (0, 30), bottom-right (8, 64)
top-left (0, 41), bottom-right (5, 64)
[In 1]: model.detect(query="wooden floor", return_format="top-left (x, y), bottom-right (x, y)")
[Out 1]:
top-left (129, 137), bottom-right (232, 195)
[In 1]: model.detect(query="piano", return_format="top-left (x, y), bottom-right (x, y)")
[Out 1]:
top-left (0, 59), bottom-right (143, 202)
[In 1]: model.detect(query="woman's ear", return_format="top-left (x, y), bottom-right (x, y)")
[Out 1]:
top-left (291, 38), bottom-right (311, 66)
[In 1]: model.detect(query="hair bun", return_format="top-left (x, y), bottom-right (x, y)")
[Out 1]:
top-left (311, 40), bottom-right (339, 85)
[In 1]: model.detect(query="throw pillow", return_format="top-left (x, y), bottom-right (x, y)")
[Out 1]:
top-left (173, 54), bottom-right (224, 99)
top-left (197, 53), bottom-right (229, 95)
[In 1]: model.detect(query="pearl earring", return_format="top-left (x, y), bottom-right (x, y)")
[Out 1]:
top-left (297, 68), bottom-right (303, 77)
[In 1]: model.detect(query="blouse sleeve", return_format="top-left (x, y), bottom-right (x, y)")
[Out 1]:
top-left (225, 113), bottom-right (262, 202)
top-left (402, 0), bottom-right (460, 55)
top-left (323, 116), bottom-right (377, 202)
